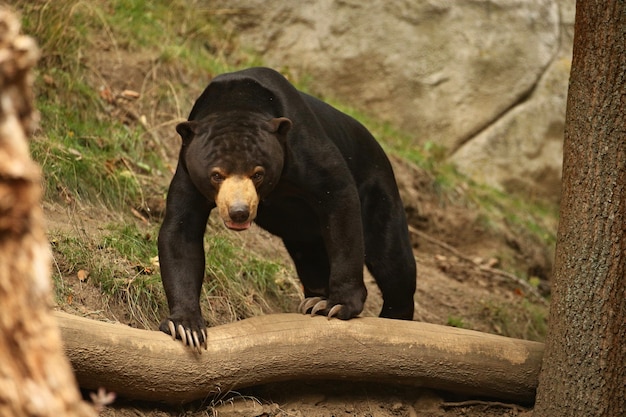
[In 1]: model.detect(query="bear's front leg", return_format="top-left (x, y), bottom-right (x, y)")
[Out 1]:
top-left (158, 169), bottom-right (212, 351)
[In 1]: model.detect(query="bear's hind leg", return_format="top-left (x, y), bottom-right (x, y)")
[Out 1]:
top-left (362, 190), bottom-right (416, 320)
top-left (366, 249), bottom-right (416, 320)
top-left (282, 238), bottom-right (330, 300)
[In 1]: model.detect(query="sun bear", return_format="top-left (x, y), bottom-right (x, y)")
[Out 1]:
top-left (158, 67), bottom-right (416, 349)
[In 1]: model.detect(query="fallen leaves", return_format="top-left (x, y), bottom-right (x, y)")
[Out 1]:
top-left (120, 89), bottom-right (140, 99)
top-left (77, 269), bottom-right (89, 282)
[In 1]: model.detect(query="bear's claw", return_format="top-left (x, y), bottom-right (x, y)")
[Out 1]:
top-left (310, 299), bottom-right (328, 316)
top-left (166, 319), bottom-right (207, 353)
top-left (298, 296), bottom-right (344, 319)
top-left (327, 304), bottom-right (343, 318)
top-left (298, 296), bottom-right (323, 313)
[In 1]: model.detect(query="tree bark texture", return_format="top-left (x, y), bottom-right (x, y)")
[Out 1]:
top-left (55, 311), bottom-right (544, 405)
top-left (0, 8), bottom-right (95, 417)
top-left (534, 1), bottom-right (626, 416)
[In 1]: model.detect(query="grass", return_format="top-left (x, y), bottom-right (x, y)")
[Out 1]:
top-left (50, 222), bottom-right (166, 327)
top-left (445, 299), bottom-right (547, 341)
top-left (50, 218), bottom-right (296, 328)
top-left (31, 115), bottom-right (151, 207)
top-left (201, 232), bottom-right (300, 326)
top-left (22, 1), bottom-right (156, 207)
top-left (478, 299), bottom-right (548, 342)
top-left (446, 316), bottom-right (467, 329)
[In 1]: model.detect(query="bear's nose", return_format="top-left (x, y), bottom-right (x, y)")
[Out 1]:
top-left (229, 204), bottom-right (250, 223)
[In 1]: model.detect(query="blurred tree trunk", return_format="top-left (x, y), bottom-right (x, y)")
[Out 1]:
top-left (0, 8), bottom-right (95, 417)
top-left (534, 1), bottom-right (625, 416)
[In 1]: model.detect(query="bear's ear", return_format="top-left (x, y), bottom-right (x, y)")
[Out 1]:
top-left (176, 121), bottom-right (198, 145)
top-left (268, 117), bottom-right (292, 137)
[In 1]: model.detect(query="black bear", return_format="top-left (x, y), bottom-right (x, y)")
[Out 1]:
top-left (158, 67), bottom-right (416, 349)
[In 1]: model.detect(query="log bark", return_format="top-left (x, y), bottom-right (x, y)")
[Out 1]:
top-left (55, 311), bottom-right (544, 405)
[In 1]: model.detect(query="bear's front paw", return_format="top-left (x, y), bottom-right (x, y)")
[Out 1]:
top-left (298, 296), bottom-right (361, 320)
top-left (159, 314), bottom-right (207, 352)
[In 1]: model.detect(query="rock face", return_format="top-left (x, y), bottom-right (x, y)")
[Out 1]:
top-left (450, 0), bottom-right (574, 201)
top-left (450, 52), bottom-right (570, 200)
top-left (215, 0), bottom-right (573, 201)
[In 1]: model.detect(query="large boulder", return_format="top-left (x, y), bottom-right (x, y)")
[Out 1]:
top-left (450, 49), bottom-right (571, 200)
top-left (450, 0), bottom-right (574, 201)
top-left (216, 0), bottom-right (571, 200)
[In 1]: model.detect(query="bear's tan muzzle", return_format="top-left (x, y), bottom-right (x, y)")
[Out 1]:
top-left (215, 175), bottom-right (259, 231)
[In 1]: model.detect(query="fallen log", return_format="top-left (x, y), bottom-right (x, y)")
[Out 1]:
top-left (55, 311), bottom-right (543, 405)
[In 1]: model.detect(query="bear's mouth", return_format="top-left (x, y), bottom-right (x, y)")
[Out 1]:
top-left (225, 220), bottom-right (252, 231)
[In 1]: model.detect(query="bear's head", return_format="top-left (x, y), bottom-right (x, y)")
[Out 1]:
top-left (176, 112), bottom-right (292, 231)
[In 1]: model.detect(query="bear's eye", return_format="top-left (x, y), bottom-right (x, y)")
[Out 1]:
top-left (210, 171), bottom-right (225, 184)
top-left (250, 169), bottom-right (265, 184)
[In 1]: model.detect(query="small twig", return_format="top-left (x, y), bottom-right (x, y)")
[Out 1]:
top-left (410, 225), bottom-right (474, 263)
top-left (198, 8), bottom-right (254, 16)
top-left (408, 225), bottom-right (547, 305)
top-left (441, 399), bottom-right (530, 413)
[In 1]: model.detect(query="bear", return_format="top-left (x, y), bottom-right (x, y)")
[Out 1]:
top-left (158, 67), bottom-right (416, 350)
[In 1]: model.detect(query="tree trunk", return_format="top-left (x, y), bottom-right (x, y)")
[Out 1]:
top-left (0, 8), bottom-right (95, 417)
top-left (534, 1), bottom-right (626, 416)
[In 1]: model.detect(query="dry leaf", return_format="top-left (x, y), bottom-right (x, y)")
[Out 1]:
top-left (121, 89), bottom-right (140, 99)
top-left (486, 257), bottom-right (500, 268)
top-left (42, 74), bottom-right (54, 86)
top-left (99, 86), bottom-right (114, 103)
top-left (68, 147), bottom-right (82, 160)
top-left (77, 269), bottom-right (89, 282)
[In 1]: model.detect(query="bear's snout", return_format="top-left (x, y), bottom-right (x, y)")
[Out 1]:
top-left (215, 175), bottom-right (259, 231)
top-left (228, 204), bottom-right (250, 223)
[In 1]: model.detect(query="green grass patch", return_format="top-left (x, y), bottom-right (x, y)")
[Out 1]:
top-left (446, 316), bottom-right (467, 329)
top-left (50, 222), bottom-right (165, 327)
top-left (465, 182), bottom-right (558, 252)
top-left (50, 221), bottom-right (297, 328)
top-left (31, 115), bottom-right (152, 207)
top-left (201, 233), bottom-right (299, 326)
top-left (478, 298), bottom-right (548, 342)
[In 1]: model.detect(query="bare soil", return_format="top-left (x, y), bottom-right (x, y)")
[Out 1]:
top-left (43, 47), bottom-right (554, 417)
